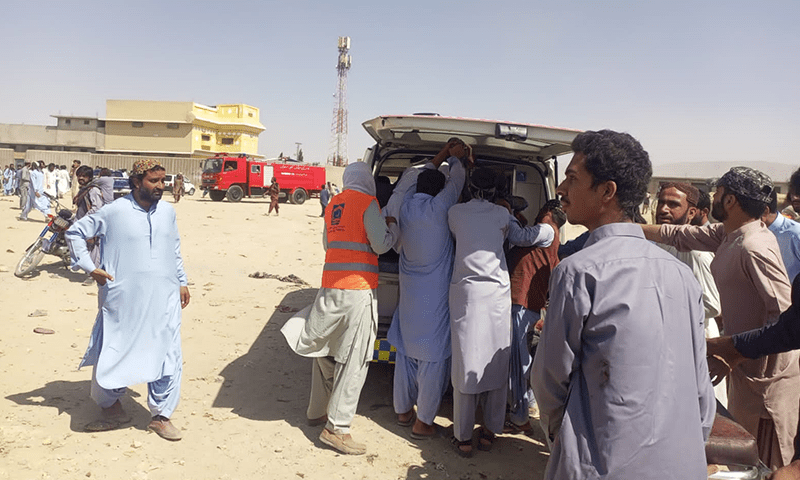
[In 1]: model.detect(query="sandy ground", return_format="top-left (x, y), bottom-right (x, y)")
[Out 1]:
top-left (0, 191), bottom-right (551, 480)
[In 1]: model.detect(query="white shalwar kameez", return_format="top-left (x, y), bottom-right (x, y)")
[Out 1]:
top-left (24, 169), bottom-right (51, 219)
top-left (447, 199), bottom-right (554, 441)
top-left (66, 194), bottom-right (188, 417)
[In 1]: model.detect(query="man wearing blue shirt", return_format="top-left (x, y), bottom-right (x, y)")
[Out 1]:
top-left (763, 190), bottom-right (800, 283)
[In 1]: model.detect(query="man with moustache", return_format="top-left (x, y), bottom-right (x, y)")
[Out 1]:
top-left (655, 181), bottom-right (726, 405)
top-left (72, 165), bottom-right (108, 271)
top-left (66, 159), bottom-right (190, 441)
top-left (691, 189), bottom-right (712, 226)
top-left (532, 130), bottom-right (714, 479)
top-left (643, 167), bottom-right (798, 469)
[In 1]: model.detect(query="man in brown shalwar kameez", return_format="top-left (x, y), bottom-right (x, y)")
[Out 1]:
top-left (642, 166), bottom-right (800, 469)
top-left (267, 177), bottom-right (279, 216)
top-left (172, 174), bottom-right (184, 203)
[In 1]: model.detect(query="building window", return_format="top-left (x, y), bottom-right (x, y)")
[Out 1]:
top-left (248, 112), bottom-right (253, 117)
top-left (65, 119), bottom-right (71, 125)
top-left (84, 120), bottom-right (90, 125)
top-left (221, 138), bottom-right (234, 145)
top-left (98, 121), bottom-right (105, 128)
top-left (132, 122), bottom-right (144, 128)
top-left (167, 123), bottom-right (179, 129)
top-left (202, 134), bottom-right (211, 141)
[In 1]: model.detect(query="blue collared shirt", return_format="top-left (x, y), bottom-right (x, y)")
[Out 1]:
top-left (768, 213), bottom-right (800, 283)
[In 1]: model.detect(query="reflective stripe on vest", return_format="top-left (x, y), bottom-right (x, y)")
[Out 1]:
top-left (322, 189), bottom-right (379, 290)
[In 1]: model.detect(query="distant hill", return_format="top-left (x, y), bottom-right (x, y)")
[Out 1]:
top-left (653, 161), bottom-right (798, 182)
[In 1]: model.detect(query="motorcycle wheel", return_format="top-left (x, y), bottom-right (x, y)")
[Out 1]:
top-left (14, 238), bottom-right (46, 277)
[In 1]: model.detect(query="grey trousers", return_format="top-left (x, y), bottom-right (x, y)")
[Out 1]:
top-left (19, 183), bottom-right (30, 215)
top-left (452, 387), bottom-right (506, 441)
top-left (307, 355), bottom-right (369, 435)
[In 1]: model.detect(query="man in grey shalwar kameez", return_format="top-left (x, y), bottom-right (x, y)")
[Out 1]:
top-left (66, 159), bottom-right (190, 441)
top-left (447, 167), bottom-right (555, 457)
top-left (386, 139), bottom-right (469, 439)
top-left (532, 130), bottom-right (715, 479)
top-left (282, 162), bottom-right (399, 455)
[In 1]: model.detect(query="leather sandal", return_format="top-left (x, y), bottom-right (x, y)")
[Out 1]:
top-left (450, 436), bottom-right (473, 458)
top-left (477, 427), bottom-right (496, 452)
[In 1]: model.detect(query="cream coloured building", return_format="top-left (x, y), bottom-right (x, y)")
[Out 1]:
top-left (103, 100), bottom-right (264, 158)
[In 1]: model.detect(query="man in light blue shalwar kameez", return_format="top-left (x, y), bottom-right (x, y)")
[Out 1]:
top-left (387, 139), bottom-right (469, 439)
top-left (66, 158), bottom-right (190, 441)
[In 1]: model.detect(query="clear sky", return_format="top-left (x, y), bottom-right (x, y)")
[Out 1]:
top-left (2, 0), bottom-right (798, 171)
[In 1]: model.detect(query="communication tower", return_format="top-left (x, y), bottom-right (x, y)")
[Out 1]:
top-left (328, 36), bottom-right (351, 166)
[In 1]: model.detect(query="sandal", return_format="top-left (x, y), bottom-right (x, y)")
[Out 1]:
top-left (450, 436), bottom-right (473, 458)
top-left (410, 424), bottom-right (442, 440)
top-left (502, 420), bottom-right (534, 435)
top-left (396, 410), bottom-right (416, 427)
top-left (477, 427), bottom-right (496, 452)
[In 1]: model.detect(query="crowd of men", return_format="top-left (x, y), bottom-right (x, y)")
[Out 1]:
top-left (280, 130), bottom-right (800, 479)
top-left (10, 134), bottom-right (800, 477)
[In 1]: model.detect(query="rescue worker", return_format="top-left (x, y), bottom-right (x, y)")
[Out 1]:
top-left (281, 161), bottom-right (399, 455)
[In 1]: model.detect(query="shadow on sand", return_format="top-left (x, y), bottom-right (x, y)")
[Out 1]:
top-left (213, 288), bottom-right (550, 477)
top-left (6, 380), bottom-right (149, 432)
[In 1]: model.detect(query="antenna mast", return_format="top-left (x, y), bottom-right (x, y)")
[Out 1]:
top-left (328, 36), bottom-right (351, 166)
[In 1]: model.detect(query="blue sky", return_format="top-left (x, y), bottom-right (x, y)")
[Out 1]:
top-left (1, 0), bottom-right (798, 172)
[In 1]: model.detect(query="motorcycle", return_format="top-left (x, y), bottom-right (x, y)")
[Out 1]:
top-left (14, 193), bottom-right (75, 277)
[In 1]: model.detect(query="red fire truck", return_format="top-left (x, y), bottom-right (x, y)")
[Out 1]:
top-left (201, 154), bottom-right (326, 204)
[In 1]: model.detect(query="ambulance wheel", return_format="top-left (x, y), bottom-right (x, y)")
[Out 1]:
top-left (209, 190), bottom-right (226, 202)
top-left (227, 185), bottom-right (244, 202)
top-left (291, 188), bottom-right (307, 205)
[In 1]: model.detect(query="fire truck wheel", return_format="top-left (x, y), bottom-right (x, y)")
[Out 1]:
top-left (291, 188), bottom-right (307, 205)
top-left (227, 185), bottom-right (244, 202)
top-left (209, 190), bottom-right (226, 202)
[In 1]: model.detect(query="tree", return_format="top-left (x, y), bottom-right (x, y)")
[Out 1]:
top-left (297, 148), bottom-right (304, 162)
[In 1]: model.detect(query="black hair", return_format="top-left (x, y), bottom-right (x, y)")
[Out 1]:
top-left (417, 169), bottom-right (446, 196)
top-left (697, 190), bottom-right (711, 211)
top-left (790, 168), bottom-right (800, 196)
top-left (468, 167), bottom-right (499, 202)
top-left (767, 190), bottom-right (778, 214)
top-left (571, 130), bottom-right (652, 221)
top-left (724, 190), bottom-right (768, 219)
top-left (537, 199), bottom-right (567, 228)
top-left (76, 165), bottom-right (93, 179)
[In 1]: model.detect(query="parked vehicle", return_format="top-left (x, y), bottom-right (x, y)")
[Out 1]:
top-left (201, 154), bottom-right (326, 203)
top-left (15, 194), bottom-right (75, 277)
top-left (364, 114), bottom-right (580, 364)
top-left (364, 114), bottom-right (769, 479)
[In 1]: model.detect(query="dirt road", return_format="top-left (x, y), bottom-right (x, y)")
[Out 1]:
top-left (0, 192), bottom-right (548, 480)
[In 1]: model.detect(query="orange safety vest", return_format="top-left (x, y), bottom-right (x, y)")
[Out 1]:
top-left (322, 189), bottom-right (379, 290)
